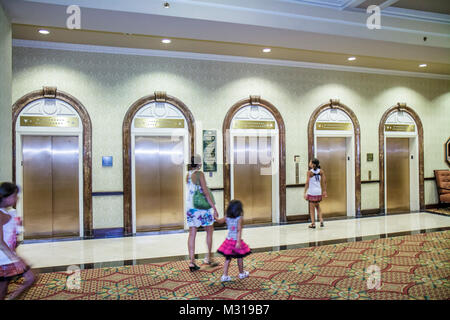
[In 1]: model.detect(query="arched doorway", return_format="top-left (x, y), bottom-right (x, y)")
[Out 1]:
top-left (12, 87), bottom-right (93, 239)
top-left (307, 99), bottom-right (361, 217)
top-left (123, 92), bottom-right (195, 235)
top-left (379, 103), bottom-right (424, 214)
top-left (223, 95), bottom-right (286, 224)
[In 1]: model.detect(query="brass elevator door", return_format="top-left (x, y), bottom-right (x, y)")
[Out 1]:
top-left (233, 136), bottom-right (273, 224)
top-left (386, 138), bottom-right (410, 214)
top-left (316, 137), bottom-right (347, 217)
top-left (135, 136), bottom-right (184, 232)
top-left (22, 136), bottom-right (80, 239)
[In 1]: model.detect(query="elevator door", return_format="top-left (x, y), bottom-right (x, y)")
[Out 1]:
top-left (22, 136), bottom-right (80, 239)
top-left (386, 138), bottom-right (410, 214)
top-left (135, 136), bottom-right (184, 232)
top-left (316, 137), bottom-right (347, 217)
top-left (233, 136), bottom-right (272, 224)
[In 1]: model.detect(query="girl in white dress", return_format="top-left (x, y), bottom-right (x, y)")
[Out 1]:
top-left (304, 159), bottom-right (327, 229)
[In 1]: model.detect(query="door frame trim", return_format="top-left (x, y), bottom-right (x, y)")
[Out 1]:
top-left (123, 92), bottom-right (195, 235)
top-left (12, 87), bottom-right (93, 238)
top-left (307, 99), bottom-right (361, 216)
top-left (223, 96), bottom-right (286, 222)
top-left (379, 104), bottom-right (424, 213)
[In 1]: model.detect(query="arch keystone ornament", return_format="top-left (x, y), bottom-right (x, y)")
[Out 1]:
top-left (12, 87), bottom-right (93, 238)
top-left (307, 100), bottom-right (361, 217)
top-left (379, 104), bottom-right (424, 213)
top-left (122, 93), bottom-right (195, 235)
top-left (223, 96), bottom-right (286, 222)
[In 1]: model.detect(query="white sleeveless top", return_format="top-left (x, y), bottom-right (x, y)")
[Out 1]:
top-left (307, 168), bottom-right (322, 196)
top-left (1, 208), bottom-right (17, 250)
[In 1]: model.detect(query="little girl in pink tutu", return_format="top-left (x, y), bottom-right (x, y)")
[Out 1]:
top-left (216, 200), bottom-right (251, 282)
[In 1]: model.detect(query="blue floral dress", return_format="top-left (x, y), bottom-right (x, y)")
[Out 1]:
top-left (186, 171), bottom-right (215, 228)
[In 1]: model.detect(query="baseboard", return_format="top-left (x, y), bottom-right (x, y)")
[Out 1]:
top-left (286, 214), bottom-right (309, 222)
top-left (361, 209), bottom-right (383, 216)
top-left (92, 227), bottom-right (125, 239)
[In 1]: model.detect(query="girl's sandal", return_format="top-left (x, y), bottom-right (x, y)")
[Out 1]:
top-left (320, 222), bottom-right (324, 227)
top-left (308, 224), bottom-right (316, 229)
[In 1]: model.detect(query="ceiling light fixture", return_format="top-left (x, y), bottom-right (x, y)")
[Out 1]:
top-left (419, 64), bottom-right (427, 68)
top-left (347, 56), bottom-right (356, 61)
top-left (262, 48), bottom-right (271, 53)
top-left (163, 2), bottom-right (170, 8)
top-left (161, 39), bottom-right (171, 44)
top-left (38, 29), bottom-right (50, 35)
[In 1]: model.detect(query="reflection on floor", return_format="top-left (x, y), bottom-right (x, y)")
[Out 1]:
top-left (16, 212), bottom-right (450, 272)
top-left (9, 230), bottom-right (450, 300)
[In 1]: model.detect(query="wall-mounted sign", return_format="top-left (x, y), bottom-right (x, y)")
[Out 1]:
top-left (102, 156), bottom-right (113, 167)
top-left (232, 120), bottom-right (275, 130)
top-left (316, 122), bottom-right (352, 131)
top-left (384, 124), bottom-right (415, 132)
top-left (134, 118), bottom-right (184, 129)
top-left (20, 116), bottom-right (79, 127)
top-left (203, 130), bottom-right (217, 172)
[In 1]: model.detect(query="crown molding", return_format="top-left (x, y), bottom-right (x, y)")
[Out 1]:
top-left (12, 39), bottom-right (450, 80)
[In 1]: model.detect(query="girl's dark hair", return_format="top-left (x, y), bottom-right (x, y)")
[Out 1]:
top-left (0, 182), bottom-right (19, 204)
top-left (311, 158), bottom-right (320, 169)
top-left (188, 154), bottom-right (202, 171)
top-left (226, 199), bottom-right (243, 218)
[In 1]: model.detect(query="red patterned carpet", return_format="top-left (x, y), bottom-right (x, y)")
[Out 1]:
top-left (7, 230), bottom-right (450, 300)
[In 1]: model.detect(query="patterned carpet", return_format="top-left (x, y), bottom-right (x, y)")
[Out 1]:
top-left (426, 207), bottom-right (450, 216)
top-left (7, 231), bottom-right (450, 300)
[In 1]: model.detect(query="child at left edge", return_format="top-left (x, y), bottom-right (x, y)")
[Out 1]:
top-left (0, 182), bottom-right (35, 300)
top-left (215, 199), bottom-right (252, 282)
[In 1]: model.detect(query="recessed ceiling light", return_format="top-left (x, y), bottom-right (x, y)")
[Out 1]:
top-left (262, 48), bottom-right (271, 53)
top-left (161, 39), bottom-right (171, 44)
top-left (347, 56), bottom-right (356, 61)
top-left (38, 29), bottom-right (50, 35)
top-left (419, 63), bottom-right (427, 68)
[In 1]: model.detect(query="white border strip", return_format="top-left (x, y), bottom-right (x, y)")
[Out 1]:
top-left (12, 39), bottom-right (450, 80)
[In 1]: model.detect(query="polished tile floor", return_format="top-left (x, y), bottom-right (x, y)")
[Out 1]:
top-left (17, 212), bottom-right (450, 271)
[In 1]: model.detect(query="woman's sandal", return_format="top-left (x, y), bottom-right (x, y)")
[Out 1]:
top-left (189, 263), bottom-right (201, 272)
top-left (308, 224), bottom-right (316, 229)
top-left (320, 222), bottom-right (324, 227)
top-left (203, 259), bottom-right (219, 267)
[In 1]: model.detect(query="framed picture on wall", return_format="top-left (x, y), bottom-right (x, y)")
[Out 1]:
top-left (446, 137), bottom-right (450, 167)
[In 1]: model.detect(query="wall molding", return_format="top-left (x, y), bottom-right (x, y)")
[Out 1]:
top-left (223, 96), bottom-right (287, 223)
top-left (122, 93), bottom-right (195, 236)
top-left (307, 99), bottom-right (362, 216)
top-left (378, 104), bottom-right (425, 213)
top-left (12, 39), bottom-right (450, 80)
top-left (11, 87), bottom-right (93, 237)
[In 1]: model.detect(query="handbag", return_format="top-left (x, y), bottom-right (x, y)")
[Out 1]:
top-left (193, 172), bottom-right (215, 210)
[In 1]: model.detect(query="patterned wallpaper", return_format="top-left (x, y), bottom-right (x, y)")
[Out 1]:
top-left (0, 5), bottom-right (11, 182)
top-left (11, 46), bottom-right (450, 228)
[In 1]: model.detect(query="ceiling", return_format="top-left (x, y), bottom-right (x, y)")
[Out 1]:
top-left (2, 0), bottom-right (450, 76)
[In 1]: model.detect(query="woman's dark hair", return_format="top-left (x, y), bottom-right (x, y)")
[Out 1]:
top-left (311, 158), bottom-right (320, 169)
top-left (188, 154), bottom-right (202, 171)
top-left (0, 182), bottom-right (19, 204)
top-left (226, 199), bottom-right (243, 218)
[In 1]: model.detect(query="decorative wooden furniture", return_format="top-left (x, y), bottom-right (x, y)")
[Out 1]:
top-left (434, 169), bottom-right (450, 207)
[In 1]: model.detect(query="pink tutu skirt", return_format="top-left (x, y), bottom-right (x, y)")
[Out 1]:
top-left (217, 239), bottom-right (251, 259)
